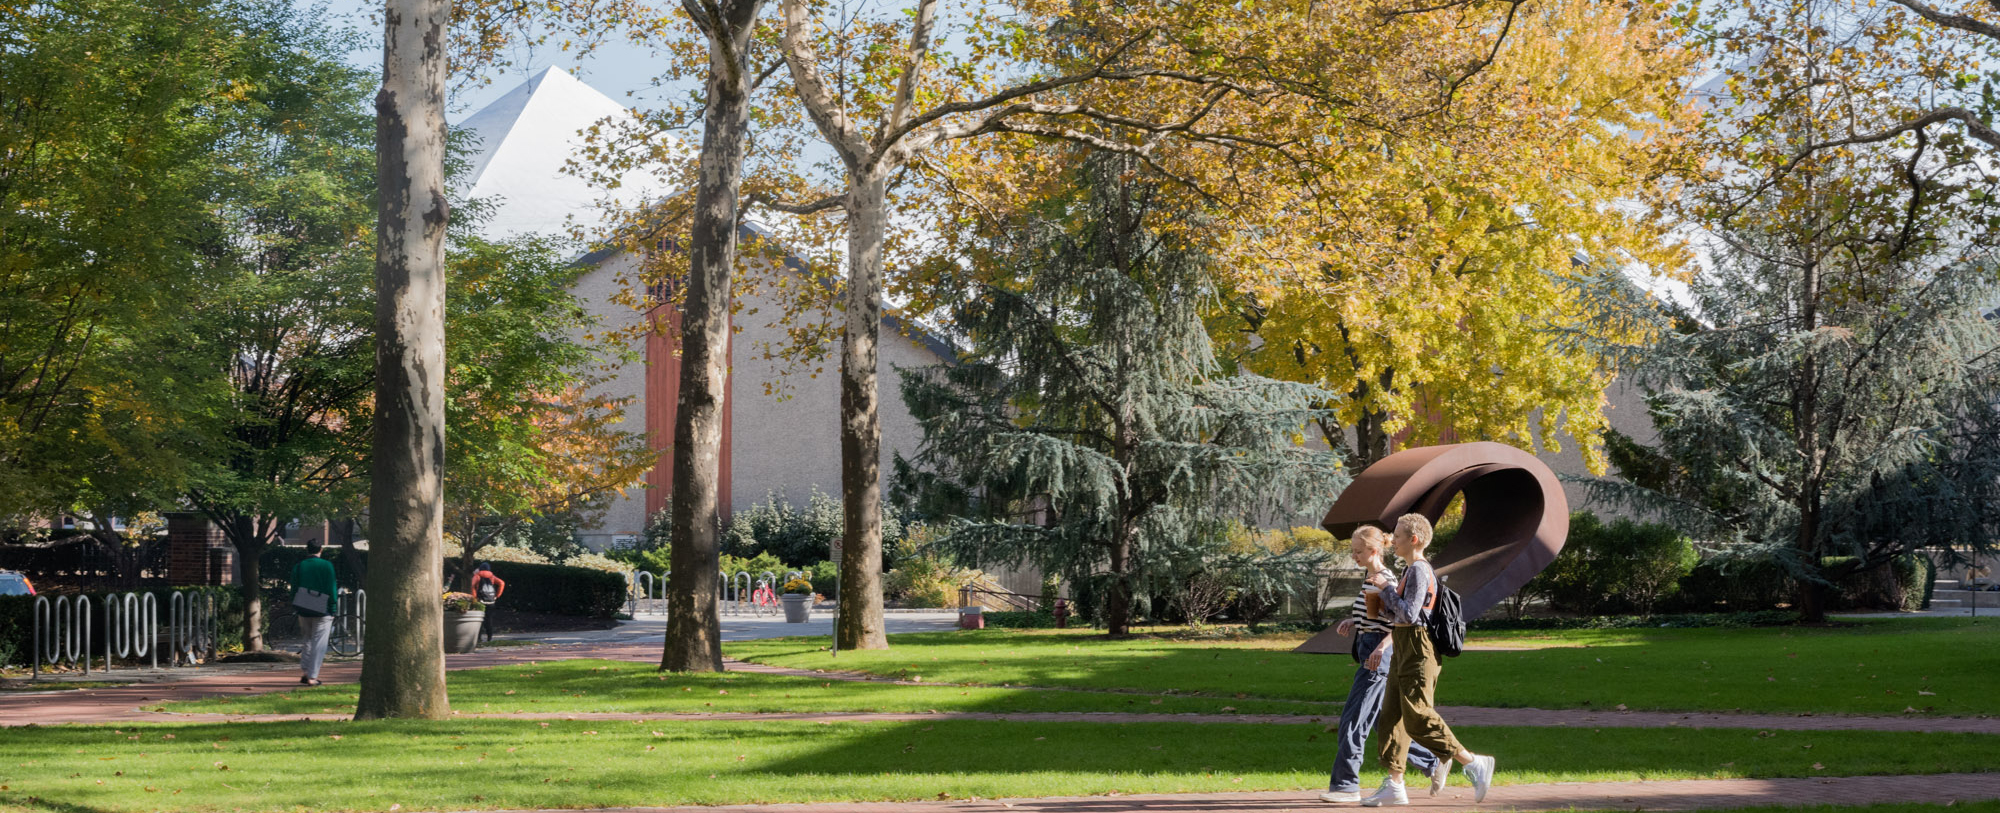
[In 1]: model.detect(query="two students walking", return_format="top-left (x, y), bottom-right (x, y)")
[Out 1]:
top-left (1323, 514), bottom-right (1497, 806)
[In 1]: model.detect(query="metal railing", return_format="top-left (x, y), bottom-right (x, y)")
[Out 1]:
top-left (958, 585), bottom-right (1047, 612)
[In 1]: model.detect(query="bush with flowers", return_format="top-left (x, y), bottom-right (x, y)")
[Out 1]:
top-left (781, 577), bottom-right (813, 595)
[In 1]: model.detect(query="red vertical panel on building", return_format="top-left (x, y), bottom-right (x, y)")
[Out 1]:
top-left (644, 308), bottom-right (682, 521)
top-left (642, 305), bottom-right (734, 521)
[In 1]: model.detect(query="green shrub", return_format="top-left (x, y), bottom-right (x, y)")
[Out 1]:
top-left (480, 561), bottom-right (625, 618)
top-left (722, 488), bottom-right (912, 567)
top-left (718, 552), bottom-right (793, 580)
top-left (884, 552), bottom-right (969, 607)
top-left (1471, 610), bottom-right (1799, 631)
top-left (1667, 555), bottom-right (1796, 612)
top-left (0, 594), bottom-right (29, 667)
top-left (983, 609), bottom-right (1057, 628)
top-left (1538, 512), bottom-right (1697, 615)
top-left (807, 560), bottom-right (840, 600)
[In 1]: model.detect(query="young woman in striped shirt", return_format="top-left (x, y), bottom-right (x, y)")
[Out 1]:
top-left (1321, 525), bottom-right (1444, 803)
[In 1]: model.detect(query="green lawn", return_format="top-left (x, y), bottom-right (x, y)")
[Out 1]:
top-left (159, 659), bottom-right (1343, 717)
top-left (726, 618), bottom-right (1998, 716)
top-left (0, 720), bottom-right (1990, 813)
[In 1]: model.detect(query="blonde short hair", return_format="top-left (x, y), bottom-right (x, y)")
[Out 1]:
top-left (1394, 514), bottom-right (1433, 548)
top-left (1349, 526), bottom-right (1388, 556)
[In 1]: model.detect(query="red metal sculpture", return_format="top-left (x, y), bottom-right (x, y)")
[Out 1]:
top-left (1295, 441), bottom-right (1569, 654)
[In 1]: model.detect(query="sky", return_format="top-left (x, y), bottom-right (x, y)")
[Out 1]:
top-left (312, 0), bottom-right (680, 118)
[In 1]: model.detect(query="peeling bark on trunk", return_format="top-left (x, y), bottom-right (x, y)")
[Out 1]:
top-left (662, 0), bottom-right (765, 673)
top-left (836, 171), bottom-right (889, 651)
top-left (356, 0), bottom-right (451, 721)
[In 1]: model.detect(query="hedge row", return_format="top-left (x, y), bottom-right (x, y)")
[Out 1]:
top-left (983, 609), bottom-right (1058, 628)
top-left (478, 560), bottom-right (625, 618)
top-left (1469, 610), bottom-right (1801, 631)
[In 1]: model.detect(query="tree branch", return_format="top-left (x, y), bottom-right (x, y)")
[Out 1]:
top-left (780, 0), bottom-right (870, 165)
top-left (884, 0), bottom-right (941, 143)
top-left (1886, 0), bottom-right (2000, 41)
top-left (748, 191), bottom-right (849, 215)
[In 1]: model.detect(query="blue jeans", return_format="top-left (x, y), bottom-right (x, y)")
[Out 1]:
top-left (1329, 631), bottom-right (1440, 791)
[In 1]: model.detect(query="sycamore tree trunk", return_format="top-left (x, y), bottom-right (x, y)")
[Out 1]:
top-left (837, 170), bottom-right (889, 651)
top-left (664, 0), bottom-right (764, 672)
top-left (357, 0), bottom-right (451, 721)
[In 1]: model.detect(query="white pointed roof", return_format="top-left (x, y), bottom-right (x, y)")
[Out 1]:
top-left (456, 67), bottom-right (676, 241)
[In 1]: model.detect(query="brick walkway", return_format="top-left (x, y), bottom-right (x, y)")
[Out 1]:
top-left (474, 773), bottom-right (2000, 813)
top-left (0, 642), bottom-right (656, 726)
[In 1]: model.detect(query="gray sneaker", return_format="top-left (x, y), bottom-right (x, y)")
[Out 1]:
top-left (1464, 755), bottom-right (1496, 802)
top-left (1359, 778), bottom-right (1408, 807)
top-left (1428, 758), bottom-right (1451, 796)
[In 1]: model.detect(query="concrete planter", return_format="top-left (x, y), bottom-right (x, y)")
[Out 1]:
top-left (782, 594), bottom-right (811, 623)
top-left (443, 610), bottom-right (485, 653)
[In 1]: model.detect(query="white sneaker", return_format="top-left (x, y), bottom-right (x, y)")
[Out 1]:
top-left (1319, 790), bottom-right (1363, 803)
top-left (1359, 778), bottom-right (1408, 807)
top-left (1464, 754), bottom-right (1496, 802)
top-left (1428, 758), bottom-right (1451, 796)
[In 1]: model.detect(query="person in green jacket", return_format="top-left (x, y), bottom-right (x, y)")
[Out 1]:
top-left (289, 539), bottom-right (338, 686)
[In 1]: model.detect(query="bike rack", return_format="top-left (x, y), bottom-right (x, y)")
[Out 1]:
top-left (634, 571), bottom-right (654, 614)
top-left (339, 588), bottom-right (367, 656)
top-left (734, 571), bottom-right (753, 615)
top-left (168, 591), bottom-right (218, 666)
top-left (103, 591), bottom-right (158, 671)
top-left (32, 594), bottom-right (91, 678)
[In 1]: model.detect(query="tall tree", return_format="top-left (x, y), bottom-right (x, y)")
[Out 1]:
top-left (653, 0), bottom-right (780, 674)
top-left (901, 155), bottom-right (1346, 636)
top-left (1229, 0), bottom-right (1695, 472)
top-left (359, 0), bottom-right (453, 719)
top-left (774, 0), bottom-right (1264, 650)
top-left (0, 0), bottom-right (306, 520)
top-left (1603, 0), bottom-right (2000, 621)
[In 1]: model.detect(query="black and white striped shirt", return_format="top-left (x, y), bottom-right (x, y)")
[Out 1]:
top-left (1348, 566), bottom-right (1396, 635)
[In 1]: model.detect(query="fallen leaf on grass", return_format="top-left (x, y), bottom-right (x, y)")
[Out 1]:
top-left (1812, 763), bottom-right (1824, 771)
top-left (1919, 690), bottom-right (1937, 696)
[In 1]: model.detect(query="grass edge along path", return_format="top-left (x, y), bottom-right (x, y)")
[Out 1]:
top-left (0, 718), bottom-right (1995, 812)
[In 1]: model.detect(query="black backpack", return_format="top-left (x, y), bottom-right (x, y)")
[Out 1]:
top-left (1427, 578), bottom-right (1466, 658)
top-left (476, 578), bottom-right (500, 604)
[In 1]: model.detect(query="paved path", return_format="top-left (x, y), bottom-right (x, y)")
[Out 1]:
top-left (473, 773), bottom-right (2000, 813)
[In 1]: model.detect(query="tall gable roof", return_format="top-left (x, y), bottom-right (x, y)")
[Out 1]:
top-left (456, 67), bottom-right (670, 241)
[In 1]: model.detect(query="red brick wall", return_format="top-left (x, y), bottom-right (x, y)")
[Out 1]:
top-left (166, 513), bottom-right (232, 586)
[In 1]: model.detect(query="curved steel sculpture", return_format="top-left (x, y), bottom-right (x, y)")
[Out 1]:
top-left (1295, 441), bottom-right (1569, 654)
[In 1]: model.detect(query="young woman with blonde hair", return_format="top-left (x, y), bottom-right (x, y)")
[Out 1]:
top-left (1321, 525), bottom-right (1444, 803)
top-left (1362, 514), bottom-right (1496, 806)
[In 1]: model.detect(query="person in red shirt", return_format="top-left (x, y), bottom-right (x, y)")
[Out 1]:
top-left (471, 563), bottom-right (506, 643)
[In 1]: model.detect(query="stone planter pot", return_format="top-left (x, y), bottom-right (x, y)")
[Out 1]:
top-left (781, 594), bottom-right (811, 623)
top-left (443, 609), bottom-right (485, 654)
